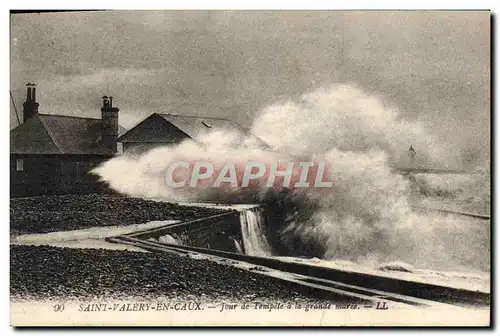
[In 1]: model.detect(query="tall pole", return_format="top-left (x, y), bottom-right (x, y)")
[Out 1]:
top-left (10, 90), bottom-right (21, 124)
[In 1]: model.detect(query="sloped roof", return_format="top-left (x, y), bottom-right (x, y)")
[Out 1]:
top-left (118, 113), bottom-right (269, 148)
top-left (10, 114), bottom-right (127, 155)
top-left (158, 114), bottom-right (250, 139)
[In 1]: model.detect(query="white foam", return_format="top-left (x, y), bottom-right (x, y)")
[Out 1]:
top-left (274, 256), bottom-right (490, 293)
top-left (240, 208), bottom-right (272, 256)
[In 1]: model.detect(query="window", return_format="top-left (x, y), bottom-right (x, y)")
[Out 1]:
top-left (16, 159), bottom-right (24, 172)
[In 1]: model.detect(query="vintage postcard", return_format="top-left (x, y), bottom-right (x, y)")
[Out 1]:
top-left (9, 10), bottom-right (491, 327)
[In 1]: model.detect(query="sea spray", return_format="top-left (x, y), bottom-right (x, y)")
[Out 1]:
top-left (233, 238), bottom-right (244, 254)
top-left (93, 84), bottom-right (489, 272)
top-left (240, 208), bottom-right (272, 256)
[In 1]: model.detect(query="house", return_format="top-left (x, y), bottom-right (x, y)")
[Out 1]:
top-left (10, 84), bottom-right (126, 197)
top-left (117, 113), bottom-right (268, 155)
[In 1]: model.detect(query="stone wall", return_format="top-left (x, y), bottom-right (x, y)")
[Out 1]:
top-left (134, 211), bottom-right (244, 253)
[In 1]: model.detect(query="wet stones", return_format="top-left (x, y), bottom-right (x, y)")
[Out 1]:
top-left (10, 245), bottom-right (330, 303)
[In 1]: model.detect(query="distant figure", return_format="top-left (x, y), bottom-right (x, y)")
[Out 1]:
top-left (408, 145), bottom-right (416, 166)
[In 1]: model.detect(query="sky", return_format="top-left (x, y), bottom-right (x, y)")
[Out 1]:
top-left (10, 10), bottom-right (490, 168)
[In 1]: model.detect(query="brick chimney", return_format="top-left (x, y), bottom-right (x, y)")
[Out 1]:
top-left (101, 95), bottom-right (119, 153)
top-left (22, 83), bottom-right (39, 122)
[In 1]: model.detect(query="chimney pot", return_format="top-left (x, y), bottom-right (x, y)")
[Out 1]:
top-left (101, 95), bottom-right (119, 154)
top-left (22, 82), bottom-right (39, 122)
